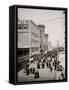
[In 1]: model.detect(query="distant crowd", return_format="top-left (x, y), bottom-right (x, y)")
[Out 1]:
top-left (24, 51), bottom-right (65, 80)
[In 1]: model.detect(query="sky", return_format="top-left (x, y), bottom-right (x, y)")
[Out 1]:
top-left (18, 8), bottom-right (65, 47)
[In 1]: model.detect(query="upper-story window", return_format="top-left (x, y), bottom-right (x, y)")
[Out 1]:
top-left (18, 20), bottom-right (28, 30)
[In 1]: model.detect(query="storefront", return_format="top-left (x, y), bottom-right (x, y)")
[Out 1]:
top-left (17, 48), bottom-right (29, 71)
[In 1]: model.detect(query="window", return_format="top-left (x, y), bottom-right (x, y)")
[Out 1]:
top-left (18, 24), bottom-right (22, 29)
top-left (18, 20), bottom-right (28, 30)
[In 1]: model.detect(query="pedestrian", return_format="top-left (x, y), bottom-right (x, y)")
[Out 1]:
top-left (46, 61), bottom-right (48, 67)
top-left (34, 70), bottom-right (39, 79)
top-left (34, 72), bottom-right (37, 79)
top-left (42, 62), bottom-right (45, 68)
top-left (50, 66), bottom-right (52, 72)
top-left (37, 63), bottom-right (40, 69)
top-left (32, 67), bottom-right (35, 74)
top-left (26, 68), bottom-right (29, 75)
top-left (37, 71), bottom-right (40, 78)
top-left (61, 72), bottom-right (65, 80)
top-left (49, 62), bottom-right (51, 68)
top-left (54, 60), bottom-right (57, 70)
top-left (60, 65), bottom-right (64, 71)
top-left (30, 67), bottom-right (32, 74)
top-left (59, 72), bottom-right (65, 80)
top-left (43, 58), bottom-right (46, 63)
top-left (54, 65), bottom-right (57, 70)
top-left (26, 64), bottom-right (29, 75)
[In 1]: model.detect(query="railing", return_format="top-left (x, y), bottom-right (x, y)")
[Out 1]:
top-left (18, 55), bottom-right (29, 63)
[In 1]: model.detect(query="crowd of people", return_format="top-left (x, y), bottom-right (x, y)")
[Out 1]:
top-left (23, 51), bottom-right (65, 80)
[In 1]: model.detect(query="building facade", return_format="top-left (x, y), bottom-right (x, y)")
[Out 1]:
top-left (18, 20), bottom-right (40, 60)
top-left (44, 34), bottom-right (48, 51)
top-left (18, 20), bottom-right (40, 71)
top-left (38, 25), bottom-right (45, 52)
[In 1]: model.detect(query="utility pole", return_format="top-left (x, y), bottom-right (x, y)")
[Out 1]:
top-left (57, 40), bottom-right (59, 61)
